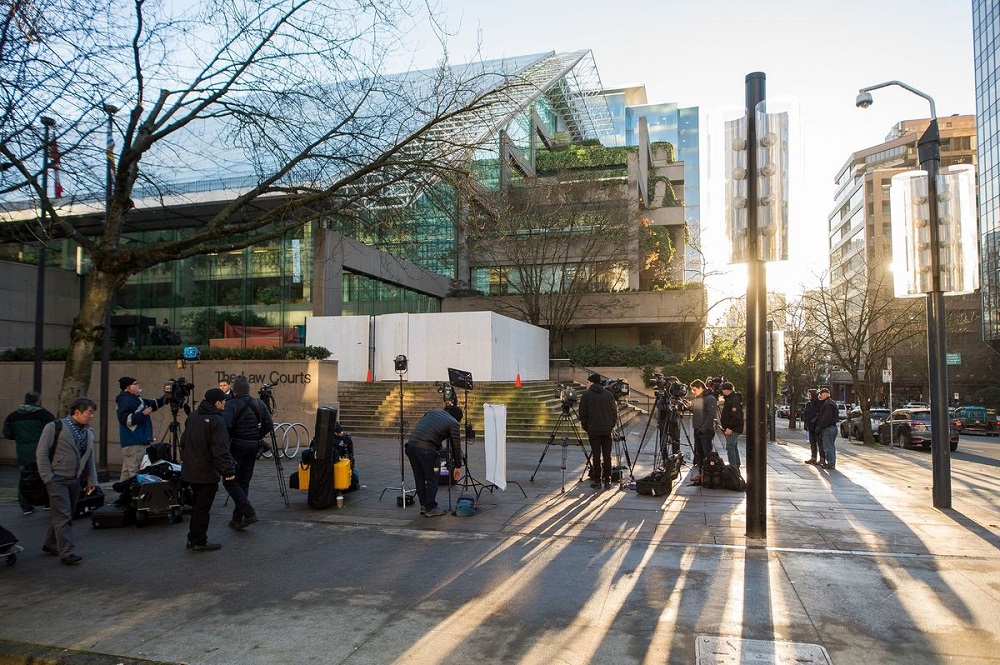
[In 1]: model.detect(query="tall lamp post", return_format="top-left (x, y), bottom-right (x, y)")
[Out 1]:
top-left (34, 116), bottom-right (56, 393)
top-left (98, 102), bottom-right (118, 472)
top-left (857, 81), bottom-right (979, 509)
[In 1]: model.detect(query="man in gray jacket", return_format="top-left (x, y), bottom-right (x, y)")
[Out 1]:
top-left (36, 397), bottom-right (99, 565)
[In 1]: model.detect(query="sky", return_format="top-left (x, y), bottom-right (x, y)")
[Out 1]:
top-left (404, 0), bottom-right (977, 309)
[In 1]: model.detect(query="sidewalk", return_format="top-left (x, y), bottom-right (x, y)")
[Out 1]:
top-left (1, 428), bottom-right (999, 664)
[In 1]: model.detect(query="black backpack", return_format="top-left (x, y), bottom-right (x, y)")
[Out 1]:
top-left (722, 464), bottom-right (747, 492)
top-left (701, 451), bottom-right (726, 489)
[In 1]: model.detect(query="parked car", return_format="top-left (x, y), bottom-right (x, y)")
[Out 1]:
top-left (903, 402), bottom-right (930, 409)
top-left (989, 409), bottom-right (999, 435)
top-left (777, 404), bottom-right (790, 418)
top-left (952, 406), bottom-right (990, 435)
top-left (878, 408), bottom-right (959, 451)
top-left (841, 408), bottom-right (890, 440)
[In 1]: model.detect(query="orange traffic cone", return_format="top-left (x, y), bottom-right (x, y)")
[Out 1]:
top-left (366, 368), bottom-right (373, 382)
top-left (515, 373), bottom-right (522, 388)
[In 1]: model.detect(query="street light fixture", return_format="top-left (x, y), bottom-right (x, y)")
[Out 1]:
top-left (857, 80), bottom-right (979, 509)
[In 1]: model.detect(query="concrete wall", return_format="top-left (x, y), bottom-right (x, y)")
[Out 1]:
top-left (0, 359), bottom-right (338, 466)
top-left (306, 311), bottom-right (549, 382)
top-left (0, 259), bottom-right (81, 349)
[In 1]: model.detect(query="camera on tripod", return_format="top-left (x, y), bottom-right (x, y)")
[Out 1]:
top-left (163, 377), bottom-right (194, 411)
top-left (557, 384), bottom-right (578, 411)
top-left (258, 382), bottom-right (274, 399)
top-left (602, 377), bottom-right (630, 400)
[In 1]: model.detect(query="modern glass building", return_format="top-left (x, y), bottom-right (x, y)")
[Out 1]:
top-left (1, 50), bottom-right (705, 353)
top-left (973, 0), bottom-right (1000, 353)
top-left (600, 88), bottom-right (701, 281)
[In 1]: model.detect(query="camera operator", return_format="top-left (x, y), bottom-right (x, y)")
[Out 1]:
top-left (222, 376), bottom-right (274, 531)
top-left (579, 373), bottom-right (617, 490)
top-left (116, 376), bottom-right (168, 481)
top-left (405, 405), bottom-right (463, 517)
top-left (683, 379), bottom-right (718, 482)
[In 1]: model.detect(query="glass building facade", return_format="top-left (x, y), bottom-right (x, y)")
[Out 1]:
top-left (974, 0), bottom-right (1000, 353)
top-left (601, 94), bottom-right (701, 281)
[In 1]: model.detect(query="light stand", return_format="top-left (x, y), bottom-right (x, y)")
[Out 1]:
top-left (379, 355), bottom-right (415, 507)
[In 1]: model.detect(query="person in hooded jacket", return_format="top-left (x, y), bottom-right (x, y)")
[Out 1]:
top-left (684, 379), bottom-right (718, 481)
top-left (222, 376), bottom-right (273, 530)
top-left (3, 391), bottom-right (55, 514)
top-left (719, 382), bottom-right (744, 469)
top-left (180, 389), bottom-right (236, 552)
top-left (578, 373), bottom-right (618, 490)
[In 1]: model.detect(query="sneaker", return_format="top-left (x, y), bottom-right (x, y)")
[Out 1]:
top-left (41, 545), bottom-right (59, 557)
top-left (187, 542), bottom-right (222, 552)
top-left (424, 507), bottom-right (447, 517)
top-left (60, 553), bottom-right (83, 565)
top-left (419, 507), bottom-right (427, 515)
top-left (22, 509), bottom-right (35, 515)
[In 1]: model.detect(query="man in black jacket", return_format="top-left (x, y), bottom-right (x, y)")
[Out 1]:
top-left (578, 373), bottom-right (617, 490)
top-left (405, 407), bottom-right (463, 517)
top-left (180, 389), bottom-right (235, 552)
top-left (685, 379), bottom-right (718, 481)
top-left (802, 389), bottom-right (824, 465)
top-left (719, 382), bottom-right (744, 469)
top-left (815, 387), bottom-right (839, 470)
top-left (222, 376), bottom-right (274, 530)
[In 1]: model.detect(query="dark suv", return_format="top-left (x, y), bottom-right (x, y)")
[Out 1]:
top-left (878, 408), bottom-right (959, 451)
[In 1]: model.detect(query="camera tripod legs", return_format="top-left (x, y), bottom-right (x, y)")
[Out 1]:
top-left (530, 409), bottom-right (591, 486)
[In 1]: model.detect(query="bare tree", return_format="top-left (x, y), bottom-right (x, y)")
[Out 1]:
top-left (805, 250), bottom-right (924, 443)
top-left (462, 177), bottom-right (640, 350)
top-left (775, 296), bottom-right (825, 429)
top-left (0, 0), bottom-right (536, 411)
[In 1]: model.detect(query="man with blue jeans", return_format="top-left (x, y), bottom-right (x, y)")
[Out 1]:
top-left (816, 387), bottom-right (839, 470)
top-left (116, 376), bottom-right (167, 480)
top-left (405, 406), bottom-right (463, 517)
top-left (719, 382), bottom-right (744, 469)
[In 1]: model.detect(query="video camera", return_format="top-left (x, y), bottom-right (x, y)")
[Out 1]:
top-left (602, 377), bottom-right (630, 401)
top-left (652, 373), bottom-right (689, 400)
top-left (557, 384), bottom-right (578, 412)
top-left (163, 377), bottom-right (194, 411)
top-left (258, 382), bottom-right (274, 399)
top-left (707, 376), bottom-right (726, 397)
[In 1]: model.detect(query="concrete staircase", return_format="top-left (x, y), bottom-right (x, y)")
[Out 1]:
top-left (335, 380), bottom-right (644, 444)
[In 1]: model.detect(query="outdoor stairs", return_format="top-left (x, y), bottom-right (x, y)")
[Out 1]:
top-left (335, 380), bottom-right (645, 445)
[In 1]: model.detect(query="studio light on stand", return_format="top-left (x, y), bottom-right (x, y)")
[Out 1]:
top-left (859, 80), bottom-right (980, 509)
top-left (380, 354), bottom-right (416, 507)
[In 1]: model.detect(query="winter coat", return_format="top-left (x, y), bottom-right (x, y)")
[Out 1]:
top-left (406, 409), bottom-right (463, 468)
top-left (180, 400), bottom-right (235, 484)
top-left (816, 398), bottom-right (839, 430)
top-left (720, 392), bottom-right (744, 434)
top-left (690, 392), bottom-right (719, 434)
top-left (116, 392), bottom-right (166, 447)
top-left (803, 396), bottom-right (821, 433)
top-left (578, 383), bottom-right (617, 436)
top-left (223, 394), bottom-right (274, 446)
top-left (3, 403), bottom-right (56, 465)
top-left (35, 417), bottom-right (98, 486)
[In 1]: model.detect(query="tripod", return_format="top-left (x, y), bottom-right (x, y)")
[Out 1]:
top-left (160, 404), bottom-right (185, 462)
top-left (379, 366), bottom-right (416, 507)
top-left (530, 404), bottom-right (592, 489)
top-left (631, 396), bottom-right (692, 476)
top-left (611, 403), bottom-right (635, 487)
top-left (263, 402), bottom-right (289, 508)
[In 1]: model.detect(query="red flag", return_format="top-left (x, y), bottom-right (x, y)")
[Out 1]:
top-left (48, 137), bottom-right (63, 198)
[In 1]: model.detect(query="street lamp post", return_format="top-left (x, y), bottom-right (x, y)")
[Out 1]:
top-left (98, 102), bottom-right (118, 472)
top-left (34, 116), bottom-right (56, 393)
top-left (856, 81), bottom-right (953, 509)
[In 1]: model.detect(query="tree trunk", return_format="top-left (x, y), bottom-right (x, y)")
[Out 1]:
top-left (58, 270), bottom-right (121, 415)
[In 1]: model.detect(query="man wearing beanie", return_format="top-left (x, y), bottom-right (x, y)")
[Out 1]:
top-left (719, 382), bottom-right (744, 469)
top-left (405, 406), bottom-right (463, 517)
top-left (578, 373), bottom-right (617, 490)
top-left (222, 376), bottom-right (273, 530)
top-left (180, 389), bottom-right (236, 552)
top-left (115, 376), bottom-right (167, 481)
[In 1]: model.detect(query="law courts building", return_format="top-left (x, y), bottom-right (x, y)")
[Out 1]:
top-left (0, 51), bottom-right (705, 358)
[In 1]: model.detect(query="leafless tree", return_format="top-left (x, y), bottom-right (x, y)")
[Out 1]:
top-left (0, 0), bottom-right (535, 411)
top-left (804, 249), bottom-right (924, 443)
top-left (462, 177), bottom-right (640, 350)
top-left (775, 296), bottom-right (825, 429)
